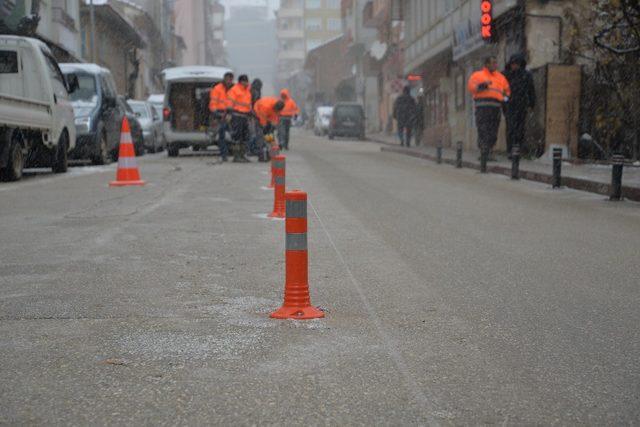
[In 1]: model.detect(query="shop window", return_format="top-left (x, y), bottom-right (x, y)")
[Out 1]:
top-left (454, 71), bottom-right (465, 111)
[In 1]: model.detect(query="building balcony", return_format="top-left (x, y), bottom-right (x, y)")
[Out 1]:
top-left (278, 49), bottom-right (306, 60)
top-left (277, 28), bottom-right (305, 39)
top-left (278, 8), bottom-right (304, 18)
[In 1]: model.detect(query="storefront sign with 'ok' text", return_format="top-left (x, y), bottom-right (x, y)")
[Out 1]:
top-left (481, 0), bottom-right (493, 40)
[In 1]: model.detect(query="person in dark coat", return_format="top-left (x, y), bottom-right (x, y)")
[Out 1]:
top-left (393, 86), bottom-right (417, 147)
top-left (248, 78), bottom-right (263, 156)
top-left (414, 88), bottom-right (425, 146)
top-left (503, 54), bottom-right (536, 158)
top-left (250, 78), bottom-right (263, 105)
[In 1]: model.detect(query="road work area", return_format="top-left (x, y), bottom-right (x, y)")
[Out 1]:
top-left (1, 131), bottom-right (639, 424)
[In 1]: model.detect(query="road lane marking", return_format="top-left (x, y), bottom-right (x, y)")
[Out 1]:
top-left (289, 170), bottom-right (440, 423)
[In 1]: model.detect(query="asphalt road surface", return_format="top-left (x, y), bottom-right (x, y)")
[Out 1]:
top-left (1, 131), bottom-right (639, 425)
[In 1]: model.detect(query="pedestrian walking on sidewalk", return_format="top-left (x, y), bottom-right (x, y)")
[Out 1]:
top-left (503, 54), bottom-right (536, 158)
top-left (393, 86), bottom-right (417, 147)
top-left (468, 56), bottom-right (511, 160)
top-left (414, 88), bottom-right (425, 146)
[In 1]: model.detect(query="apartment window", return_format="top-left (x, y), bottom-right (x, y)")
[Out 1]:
top-left (305, 17), bottom-right (322, 31)
top-left (306, 39), bottom-right (323, 51)
top-left (326, 0), bottom-right (340, 8)
top-left (327, 18), bottom-right (341, 31)
top-left (306, 0), bottom-right (321, 9)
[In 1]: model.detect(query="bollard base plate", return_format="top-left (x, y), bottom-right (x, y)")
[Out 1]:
top-left (270, 305), bottom-right (325, 320)
top-left (268, 210), bottom-right (286, 218)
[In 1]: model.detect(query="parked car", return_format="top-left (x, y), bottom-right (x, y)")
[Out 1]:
top-left (161, 66), bottom-right (232, 157)
top-left (117, 96), bottom-right (144, 156)
top-left (60, 63), bottom-right (124, 164)
top-left (147, 94), bottom-right (165, 151)
top-left (147, 94), bottom-right (164, 118)
top-left (0, 36), bottom-right (78, 181)
top-left (313, 106), bottom-right (333, 136)
top-left (328, 103), bottom-right (366, 140)
top-left (128, 100), bottom-right (163, 153)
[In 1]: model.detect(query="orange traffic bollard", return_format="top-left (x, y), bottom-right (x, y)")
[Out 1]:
top-left (268, 155), bottom-right (286, 218)
top-left (268, 143), bottom-right (279, 188)
top-left (271, 190), bottom-right (324, 320)
top-left (110, 117), bottom-right (145, 187)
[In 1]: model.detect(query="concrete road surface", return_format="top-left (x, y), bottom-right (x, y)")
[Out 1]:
top-left (1, 132), bottom-right (639, 425)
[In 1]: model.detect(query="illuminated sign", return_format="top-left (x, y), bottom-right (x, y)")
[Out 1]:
top-left (407, 74), bottom-right (422, 82)
top-left (481, 0), bottom-right (492, 40)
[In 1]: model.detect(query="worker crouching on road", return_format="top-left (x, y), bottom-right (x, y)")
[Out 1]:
top-left (209, 71), bottom-right (234, 162)
top-left (227, 74), bottom-right (253, 163)
top-left (254, 97), bottom-right (285, 160)
top-left (278, 89), bottom-right (299, 151)
top-left (468, 56), bottom-right (511, 160)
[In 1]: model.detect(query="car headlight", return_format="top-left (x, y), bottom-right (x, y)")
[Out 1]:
top-left (74, 116), bottom-right (91, 132)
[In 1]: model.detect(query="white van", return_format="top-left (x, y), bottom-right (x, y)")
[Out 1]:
top-left (0, 36), bottom-right (78, 181)
top-left (161, 66), bottom-right (232, 157)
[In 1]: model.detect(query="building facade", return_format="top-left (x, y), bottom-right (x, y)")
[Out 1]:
top-left (225, 4), bottom-right (277, 94)
top-left (79, 1), bottom-right (145, 97)
top-left (402, 0), bottom-right (590, 158)
top-left (173, 0), bottom-right (225, 67)
top-left (341, 0), bottom-right (377, 132)
top-left (276, 0), bottom-right (342, 90)
top-left (0, 0), bottom-right (82, 61)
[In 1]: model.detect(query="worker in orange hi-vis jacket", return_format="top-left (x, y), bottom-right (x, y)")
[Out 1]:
top-left (253, 97), bottom-right (285, 162)
top-left (226, 74), bottom-right (253, 162)
top-left (278, 89), bottom-right (300, 150)
top-left (208, 71), bottom-right (234, 162)
top-left (467, 55), bottom-right (511, 160)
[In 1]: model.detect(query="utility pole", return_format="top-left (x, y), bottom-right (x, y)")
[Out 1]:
top-left (89, 0), bottom-right (96, 62)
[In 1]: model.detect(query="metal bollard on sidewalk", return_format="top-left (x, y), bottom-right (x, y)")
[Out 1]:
top-left (511, 145), bottom-right (520, 180)
top-left (455, 141), bottom-right (463, 168)
top-left (480, 146), bottom-right (488, 173)
top-left (552, 147), bottom-right (562, 188)
top-left (610, 154), bottom-right (625, 201)
top-left (271, 190), bottom-right (324, 320)
top-left (436, 141), bottom-right (443, 164)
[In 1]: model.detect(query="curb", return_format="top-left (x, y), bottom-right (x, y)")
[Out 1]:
top-left (380, 145), bottom-right (640, 202)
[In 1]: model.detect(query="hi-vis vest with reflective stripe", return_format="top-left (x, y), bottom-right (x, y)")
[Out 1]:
top-left (254, 97), bottom-right (281, 126)
top-left (209, 83), bottom-right (230, 112)
top-left (467, 68), bottom-right (511, 107)
top-left (228, 83), bottom-right (252, 113)
top-left (280, 89), bottom-right (300, 117)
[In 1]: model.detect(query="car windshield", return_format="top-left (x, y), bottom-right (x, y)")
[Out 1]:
top-left (335, 105), bottom-right (362, 119)
top-left (67, 73), bottom-right (97, 104)
top-left (130, 103), bottom-right (150, 118)
top-left (151, 104), bottom-right (162, 118)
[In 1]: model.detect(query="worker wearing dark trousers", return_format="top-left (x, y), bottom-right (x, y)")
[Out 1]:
top-left (248, 78), bottom-right (263, 156)
top-left (209, 72), bottom-right (234, 161)
top-left (504, 54), bottom-right (536, 158)
top-left (227, 75), bottom-right (252, 162)
top-left (279, 89), bottom-right (299, 150)
top-left (393, 86), bottom-right (417, 147)
top-left (468, 56), bottom-right (510, 159)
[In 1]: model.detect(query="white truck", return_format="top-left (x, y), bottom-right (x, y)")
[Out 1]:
top-left (0, 35), bottom-right (78, 181)
top-left (161, 66), bottom-right (232, 157)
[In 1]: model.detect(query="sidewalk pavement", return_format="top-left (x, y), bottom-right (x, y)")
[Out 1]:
top-left (368, 132), bottom-right (640, 202)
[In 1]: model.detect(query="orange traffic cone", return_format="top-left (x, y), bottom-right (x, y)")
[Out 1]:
top-left (271, 190), bottom-right (324, 320)
top-left (268, 155), bottom-right (286, 218)
top-left (110, 117), bottom-right (145, 187)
